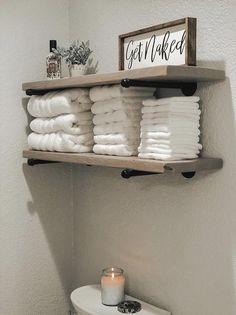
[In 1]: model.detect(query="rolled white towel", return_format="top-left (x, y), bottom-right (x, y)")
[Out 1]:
top-left (30, 113), bottom-right (93, 134)
top-left (142, 96), bottom-right (200, 106)
top-left (93, 144), bottom-right (138, 156)
top-left (28, 88), bottom-right (92, 118)
top-left (94, 122), bottom-right (140, 135)
top-left (93, 109), bottom-right (141, 125)
top-left (138, 152), bottom-right (198, 160)
top-left (91, 98), bottom-right (143, 114)
top-left (94, 134), bottom-right (140, 145)
top-left (140, 131), bottom-right (200, 140)
top-left (90, 84), bottom-right (154, 102)
top-left (28, 132), bottom-right (93, 153)
top-left (141, 103), bottom-right (199, 114)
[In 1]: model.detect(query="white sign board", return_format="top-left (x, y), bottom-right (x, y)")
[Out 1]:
top-left (119, 18), bottom-right (196, 70)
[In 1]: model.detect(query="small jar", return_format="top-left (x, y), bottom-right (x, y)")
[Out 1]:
top-left (101, 267), bottom-right (125, 306)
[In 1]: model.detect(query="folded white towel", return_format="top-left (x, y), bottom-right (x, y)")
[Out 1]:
top-left (91, 98), bottom-right (143, 114)
top-left (28, 132), bottom-right (93, 153)
top-left (28, 88), bottom-right (92, 118)
top-left (141, 118), bottom-right (200, 127)
top-left (140, 131), bottom-right (200, 139)
top-left (141, 103), bottom-right (199, 114)
top-left (93, 109), bottom-right (141, 125)
top-left (93, 144), bottom-right (138, 156)
top-left (143, 96), bottom-right (200, 106)
top-left (140, 138), bottom-right (200, 146)
top-left (94, 122), bottom-right (140, 135)
top-left (138, 152), bottom-right (198, 160)
top-left (138, 146), bottom-right (201, 155)
top-left (140, 141), bottom-right (202, 149)
top-left (94, 134), bottom-right (139, 145)
top-left (30, 113), bottom-right (93, 134)
top-left (142, 109), bottom-right (200, 119)
top-left (141, 125), bottom-right (200, 134)
top-left (90, 84), bottom-right (154, 102)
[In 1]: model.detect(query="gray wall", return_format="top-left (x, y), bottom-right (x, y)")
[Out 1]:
top-left (1, 1), bottom-right (236, 315)
top-left (0, 1), bottom-right (73, 314)
top-left (70, 1), bottom-right (236, 315)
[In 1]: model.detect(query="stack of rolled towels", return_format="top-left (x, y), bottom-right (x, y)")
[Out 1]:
top-left (27, 89), bottom-right (94, 152)
top-left (90, 85), bottom-right (155, 156)
top-left (138, 96), bottom-right (202, 160)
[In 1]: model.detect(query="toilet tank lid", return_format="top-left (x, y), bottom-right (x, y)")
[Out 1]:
top-left (71, 285), bottom-right (171, 315)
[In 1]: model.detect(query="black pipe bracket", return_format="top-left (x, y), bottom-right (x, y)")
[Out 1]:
top-left (121, 79), bottom-right (197, 96)
top-left (121, 168), bottom-right (196, 179)
top-left (27, 159), bottom-right (60, 166)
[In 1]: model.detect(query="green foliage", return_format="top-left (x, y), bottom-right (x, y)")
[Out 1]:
top-left (53, 40), bottom-right (93, 65)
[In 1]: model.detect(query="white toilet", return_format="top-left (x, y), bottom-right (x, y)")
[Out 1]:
top-left (71, 285), bottom-right (170, 315)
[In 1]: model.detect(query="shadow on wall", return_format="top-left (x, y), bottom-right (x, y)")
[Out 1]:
top-left (72, 62), bottom-right (236, 315)
top-left (22, 96), bottom-right (33, 136)
top-left (22, 162), bottom-right (73, 307)
top-left (20, 60), bottom-right (236, 315)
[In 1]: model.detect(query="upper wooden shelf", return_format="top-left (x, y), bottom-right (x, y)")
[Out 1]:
top-left (22, 65), bottom-right (225, 92)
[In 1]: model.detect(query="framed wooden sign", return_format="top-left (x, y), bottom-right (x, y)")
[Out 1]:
top-left (119, 17), bottom-right (196, 70)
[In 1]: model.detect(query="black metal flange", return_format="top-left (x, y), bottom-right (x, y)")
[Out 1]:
top-left (181, 171), bottom-right (196, 178)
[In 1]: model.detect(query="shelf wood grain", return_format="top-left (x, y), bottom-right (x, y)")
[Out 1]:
top-left (23, 150), bottom-right (223, 174)
top-left (22, 65), bottom-right (225, 92)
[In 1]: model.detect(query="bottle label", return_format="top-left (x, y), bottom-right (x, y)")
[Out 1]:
top-left (46, 53), bottom-right (61, 80)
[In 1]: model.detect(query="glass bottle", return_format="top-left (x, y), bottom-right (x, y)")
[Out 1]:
top-left (46, 40), bottom-right (61, 80)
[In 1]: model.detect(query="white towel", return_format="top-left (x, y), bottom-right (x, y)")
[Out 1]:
top-left (90, 84), bottom-right (154, 102)
top-left (94, 122), bottom-right (140, 135)
top-left (93, 144), bottom-right (138, 156)
top-left (28, 132), bottom-right (93, 153)
top-left (93, 109), bottom-right (141, 125)
top-left (140, 138), bottom-right (200, 146)
top-left (94, 134), bottom-right (139, 145)
top-left (142, 96), bottom-right (200, 106)
top-left (141, 118), bottom-right (200, 127)
top-left (138, 146), bottom-right (201, 155)
top-left (91, 98), bottom-right (143, 114)
top-left (30, 113), bottom-right (93, 134)
top-left (28, 89), bottom-right (92, 118)
top-left (142, 109), bottom-right (200, 119)
top-left (141, 125), bottom-right (200, 134)
top-left (141, 103), bottom-right (199, 114)
top-left (140, 131), bottom-right (200, 140)
top-left (138, 152), bottom-right (198, 160)
top-left (140, 141), bottom-right (202, 149)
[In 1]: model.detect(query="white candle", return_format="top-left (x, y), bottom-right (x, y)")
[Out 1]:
top-left (101, 267), bottom-right (125, 306)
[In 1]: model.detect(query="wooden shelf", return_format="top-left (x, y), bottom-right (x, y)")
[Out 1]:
top-left (22, 65), bottom-right (225, 92)
top-left (23, 65), bottom-right (224, 177)
top-left (23, 150), bottom-right (223, 174)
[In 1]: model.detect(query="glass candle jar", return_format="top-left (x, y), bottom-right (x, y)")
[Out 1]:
top-left (101, 267), bottom-right (125, 306)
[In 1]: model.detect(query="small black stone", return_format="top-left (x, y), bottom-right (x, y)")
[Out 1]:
top-left (117, 301), bottom-right (142, 313)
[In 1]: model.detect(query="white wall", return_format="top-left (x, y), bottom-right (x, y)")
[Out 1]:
top-left (0, 1), bottom-right (73, 314)
top-left (69, 1), bottom-right (236, 315)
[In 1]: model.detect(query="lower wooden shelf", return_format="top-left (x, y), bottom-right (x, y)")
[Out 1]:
top-left (23, 150), bottom-right (223, 175)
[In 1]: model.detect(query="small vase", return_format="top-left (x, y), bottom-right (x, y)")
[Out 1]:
top-left (70, 64), bottom-right (86, 77)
